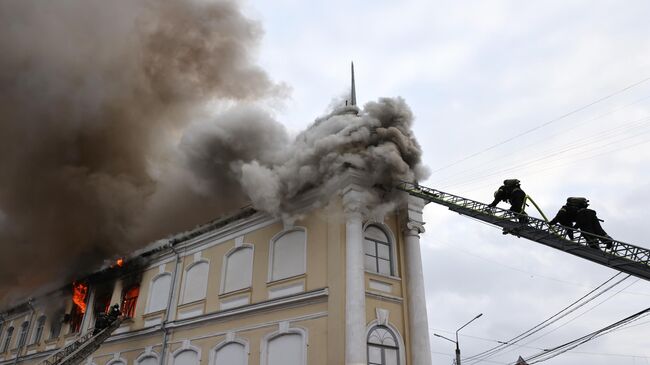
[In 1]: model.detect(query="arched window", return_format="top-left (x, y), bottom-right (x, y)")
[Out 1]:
top-left (32, 316), bottom-right (46, 344)
top-left (182, 261), bottom-right (209, 304)
top-left (367, 326), bottom-right (399, 365)
top-left (174, 349), bottom-right (199, 365)
top-left (364, 225), bottom-right (394, 276)
top-left (269, 229), bottom-right (306, 281)
top-left (136, 355), bottom-right (158, 365)
top-left (2, 327), bottom-right (13, 352)
top-left (146, 273), bottom-right (171, 313)
top-left (265, 333), bottom-right (305, 365)
top-left (106, 359), bottom-right (126, 365)
top-left (17, 321), bottom-right (29, 348)
top-left (214, 342), bottom-right (247, 365)
top-left (222, 246), bottom-right (253, 293)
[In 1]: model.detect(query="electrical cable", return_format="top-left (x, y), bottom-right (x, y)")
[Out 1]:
top-left (519, 307), bottom-right (650, 364)
top-left (463, 274), bottom-right (630, 364)
top-left (431, 95), bottom-right (650, 186)
top-left (430, 76), bottom-right (650, 175)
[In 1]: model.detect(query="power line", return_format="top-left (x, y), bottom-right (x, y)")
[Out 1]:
top-left (430, 76), bottom-right (650, 175)
top-left (463, 274), bottom-right (630, 364)
top-left (519, 307), bottom-right (650, 364)
top-left (431, 95), bottom-right (650, 186)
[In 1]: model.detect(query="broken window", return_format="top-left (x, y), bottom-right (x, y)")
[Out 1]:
top-left (121, 284), bottom-right (140, 318)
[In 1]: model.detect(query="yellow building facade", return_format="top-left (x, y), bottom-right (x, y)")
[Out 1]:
top-left (0, 173), bottom-right (432, 365)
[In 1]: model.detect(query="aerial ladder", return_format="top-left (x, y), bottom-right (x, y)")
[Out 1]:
top-left (396, 181), bottom-right (650, 281)
top-left (40, 317), bottom-right (124, 365)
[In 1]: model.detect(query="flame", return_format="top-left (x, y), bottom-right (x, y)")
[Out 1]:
top-left (72, 282), bottom-right (88, 313)
top-left (116, 258), bottom-right (124, 267)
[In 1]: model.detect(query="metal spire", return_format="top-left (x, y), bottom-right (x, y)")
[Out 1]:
top-left (350, 61), bottom-right (357, 106)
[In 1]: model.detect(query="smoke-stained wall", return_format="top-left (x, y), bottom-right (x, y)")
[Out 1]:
top-left (0, 0), bottom-right (427, 307)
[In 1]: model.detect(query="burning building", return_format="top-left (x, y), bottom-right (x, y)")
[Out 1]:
top-left (0, 75), bottom-right (433, 365)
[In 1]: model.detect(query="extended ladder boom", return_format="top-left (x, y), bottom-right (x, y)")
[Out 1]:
top-left (41, 317), bottom-right (124, 365)
top-left (396, 181), bottom-right (650, 281)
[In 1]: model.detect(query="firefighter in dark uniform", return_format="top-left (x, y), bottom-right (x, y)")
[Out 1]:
top-left (488, 179), bottom-right (527, 222)
top-left (549, 197), bottom-right (588, 239)
top-left (574, 205), bottom-right (612, 249)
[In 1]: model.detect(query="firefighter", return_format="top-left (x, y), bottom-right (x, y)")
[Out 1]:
top-left (93, 312), bottom-right (107, 335)
top-left (575, 206), bottom-right (613, 249)
top-left (108, 304), bottom-right (120, 322)
top-left (549, 197), bottom-right (588, 239)
top-left (487, 179), bottom-right (527, 222)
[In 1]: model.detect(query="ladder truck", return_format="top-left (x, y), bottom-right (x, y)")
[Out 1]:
top-left (396, 181), bottom-right (650, 281)
top-left (39, 317), bottom-right (124, 365)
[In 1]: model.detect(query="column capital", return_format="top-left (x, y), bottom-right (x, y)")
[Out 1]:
top-left (405, 221), bottom-right (425, 236)
top-left (341, 183), bottom-right (368, 217)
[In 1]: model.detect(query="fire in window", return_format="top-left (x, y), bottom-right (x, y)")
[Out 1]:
top-left (69, 282), bottom-right (88, 333)
top-left (121, 285), bottom-right (139, 318)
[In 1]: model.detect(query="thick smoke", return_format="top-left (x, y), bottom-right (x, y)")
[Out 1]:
top-left (0, 0), bottom-right (280, 304)
top-left (0, 0), bottom-right (427, 307)
top-left (236, 99), bottom-right (428, 216)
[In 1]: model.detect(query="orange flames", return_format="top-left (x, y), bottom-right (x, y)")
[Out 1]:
top-left (116, 258), bottom-right (124, 267)
top-left (72, 282), bottom-right (88, 313)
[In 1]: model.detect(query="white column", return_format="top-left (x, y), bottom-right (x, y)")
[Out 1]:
top-left (404, 196), bottom-right (432, 365)
top-left (343, 185), bottom-right (367, 365)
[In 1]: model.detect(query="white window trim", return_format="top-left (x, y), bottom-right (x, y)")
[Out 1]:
top-left (365, 321), bottom-right (406, 365)
top-left (105, 355), bottom-right (127, 365)
top-left (260, 325), bottom-right (308, 365)
top-left (136, 348), bottom-right (160, 365)
top-left (30, 315), bottom-right (46, 345)
top-left (145, 272), bottom-right (172, 314)
top-left (363, 221), bottom-right (399, 277)
top-left (171, 341), bottom-right (202, 365)
top-left (210, 336), bottom-right (249, 365)
top-left (267, 227), bottom-right (307, 283)
top-left (220, 244), bottom-right (254, 295)
top-left (179, 260), bottom-right (210, 305)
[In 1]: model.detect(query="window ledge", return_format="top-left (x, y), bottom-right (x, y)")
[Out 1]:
top-left (178, 298), bottom-right (206, 309)
top-left (365, 270), bottom-right (401, 282)
top-left (142, 309), bottom-right (165, 319)
top-left (266, 273), bottom-right (306, 286)
top-left (219, 287), bottom-right (251, 299)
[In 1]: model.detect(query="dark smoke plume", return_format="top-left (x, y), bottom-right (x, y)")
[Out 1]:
top-left (0, 0), bottom-right (428, 307)
top-left (0, 0), bottom-right (281, 305)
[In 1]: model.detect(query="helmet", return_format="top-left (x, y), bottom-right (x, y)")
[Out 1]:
top-left (567, 197), bottom-right (589, 208)
top-left (503, 179), bottom-right (520, 187)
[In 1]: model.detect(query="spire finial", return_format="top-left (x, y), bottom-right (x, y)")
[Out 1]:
top-left (350, 61), bottom-right (357, 106)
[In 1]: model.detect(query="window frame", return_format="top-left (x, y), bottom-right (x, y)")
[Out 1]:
top-left (180, 260), bottom-right (210, 305)
top-left (267, 227), bottom-right (307, 283)
top-left (210, 337), bottom-right (249, 365)
top-left (220, 244), bottom-right (254, 295)
top-left (260, 326), bottom-right (308, 365)
top-left (31, 316), bottom-right (46, 345)
top-left (365, 322), bottom-right (406, 365)
top-left (363, 223), bottom-right (398, 277)
top-left (2, 326), bottom-right (14, 353)
top-left (145, 272), bottom-right (172, 314)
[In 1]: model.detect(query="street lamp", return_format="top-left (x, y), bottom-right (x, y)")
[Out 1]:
top-left (434, 313), bottom-right (483, 365)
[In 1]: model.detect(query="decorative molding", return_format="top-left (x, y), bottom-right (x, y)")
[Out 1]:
top-left (365, 291), bottom-right (403, 304)
top-left (375, 308), bottom-right (389, 326)
top-left (368, 279), bottom-right (392, 294)
top-left (234, 236), bottom-right (244, 247)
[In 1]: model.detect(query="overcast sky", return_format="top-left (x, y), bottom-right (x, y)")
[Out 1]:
top-left (244, 1), bottom-right (650, 364)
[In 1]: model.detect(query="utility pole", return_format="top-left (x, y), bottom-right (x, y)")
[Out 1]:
top-left (435, 313), bottom-right (483, 365)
